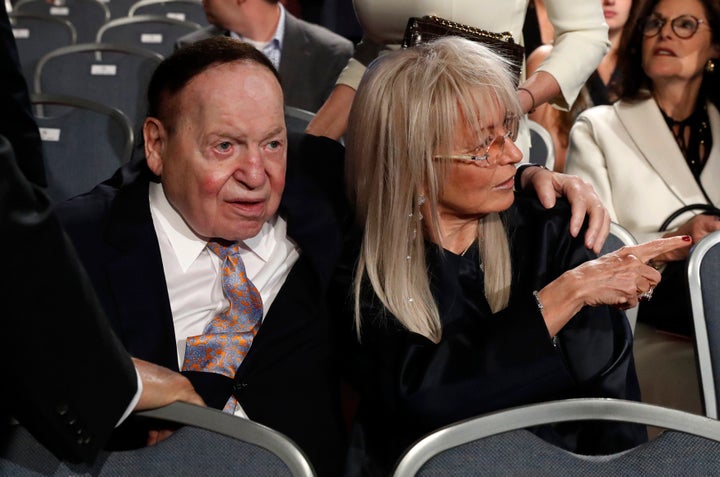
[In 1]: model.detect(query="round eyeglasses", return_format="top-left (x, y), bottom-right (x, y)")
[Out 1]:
top-left (642, 14), bottom-right (708, 39)
top-left (433, 115), bottom-right (519, 167)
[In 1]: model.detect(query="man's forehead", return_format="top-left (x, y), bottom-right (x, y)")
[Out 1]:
top-left (168, 70), bottom-right (282, 133)
top-left (185, 60), bottom-right (279, 91)
top-left (177, 61), bottom-right (284, 115)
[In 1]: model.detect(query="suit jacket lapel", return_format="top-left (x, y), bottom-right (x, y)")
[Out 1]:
top-left (104, 171), bottom-right (179, 371)
top-left (239, 136), bottom-right (346, 374)
top-left (615, 98), bottom-right (705, 206)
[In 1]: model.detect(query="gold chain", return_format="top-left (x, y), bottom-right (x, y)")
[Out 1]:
top-left (425, 16), bottom-right (516, 43)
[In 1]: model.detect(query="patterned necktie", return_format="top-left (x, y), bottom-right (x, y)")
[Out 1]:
top-left (182, 241), bottom-right (263, 412)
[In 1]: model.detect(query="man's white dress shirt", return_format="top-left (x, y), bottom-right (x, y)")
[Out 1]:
top-left (148, 182), bottom-right (299, 416)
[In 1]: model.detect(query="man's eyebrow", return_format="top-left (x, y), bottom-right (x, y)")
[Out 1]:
top-left (264, 126), bottom-right (286, 140)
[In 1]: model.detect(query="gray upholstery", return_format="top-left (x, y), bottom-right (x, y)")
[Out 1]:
top-left (104, 0), bottom-right (141, 19)
top-left (8, 12), bottom-right (76, 84)
top-left (33, 43), bottom-right (163, 130)
top-left (14, 0), bottom-right (110, 43)
top-left (129, 0), bottom-right (207, 26)
top-left (394, 398), bottom-right (720, 476)
top-left (527, 119), bottom-right (554, 168)
top-left (31, 94), bottom-right (133, 202)
top-left (601, 222), bottom-right (639, 333)
top-left (96, 15), bottom-right (201, 58)
top-left (1, 403), bottom-right (315, 476)
top-left (285, 106), bottom-right (315, 136)
top-left (689, 230), bottom-right (720, 418)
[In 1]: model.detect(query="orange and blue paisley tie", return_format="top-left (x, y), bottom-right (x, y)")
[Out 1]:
top-left (182, 241), bottom-right (263, 412)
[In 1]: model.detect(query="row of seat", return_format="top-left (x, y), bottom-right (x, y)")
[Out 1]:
top-left (10, 3), bottom-right (207, 203)
top-left (12, 0), bottom-right (205, 43)
top-left (11, 11), bottom-right (203, 84)
top-left (5, 395), bottom-right (720, 475)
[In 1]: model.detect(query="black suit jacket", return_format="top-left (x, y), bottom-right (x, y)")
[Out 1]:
top-left (1, 3), bottom-right (137, 462)
top-left (57, 134), bottom-right (348, 476)
top-left (0, 3), bottom-right (45, 187)
top-left (0, 135), bottom-right (137, 463)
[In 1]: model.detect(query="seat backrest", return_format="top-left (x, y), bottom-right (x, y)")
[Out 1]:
top-left (33, 42), bottom-right (163, 131)
top-left (688, 229), bottom-right (720, 418)
top-left (31, 93), bottom-right (134, 202)
top-left (393, 398), bottom-right (720, 477)
top-left (285, 106), bottom-right (315, 136)
top-left (9, 12), bottom-right (77, 85)
top-left (1, 402), bottom-right (315, 477)
top-left (96, 15), bottom-right (201, 58)
top-left (104, 0), bottom-right (141, 19)
top-left (600, 222), bottom-right (639, 333)
top-left (527, 119), bottom-right (555, 169)
top-left (129, 0), bottom-right (207, 25)
top-left (14, 0), bottom-right (110, 43)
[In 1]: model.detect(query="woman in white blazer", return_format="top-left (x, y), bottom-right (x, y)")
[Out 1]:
top-left (567, 0), bottom-right (720, 246)
top-left (566, 0), bottom-right (719, 336)
top-left (566, 96), bottom-right (720, 244)
top-left (567, 0), bottom-right (720, 416)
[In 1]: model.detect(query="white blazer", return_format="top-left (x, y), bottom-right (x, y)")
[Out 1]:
top-left (566, 98), bottom-right (720, 243)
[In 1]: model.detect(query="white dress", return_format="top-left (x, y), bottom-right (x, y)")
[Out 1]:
top-left (343, 0), bottom-right (609, 109)
top-left (340, 0), bottom-right (610, 163)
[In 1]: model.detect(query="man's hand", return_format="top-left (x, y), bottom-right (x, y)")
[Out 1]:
top-left (132, 358), bottom-right (205, 410)
top-left (521, 166), bottom-right (610, 254)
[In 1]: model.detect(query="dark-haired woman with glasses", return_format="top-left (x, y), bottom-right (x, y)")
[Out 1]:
top-left (339, 37), bottom-right (690, 476)
top-left (566, 0), bottom-right (720, 338)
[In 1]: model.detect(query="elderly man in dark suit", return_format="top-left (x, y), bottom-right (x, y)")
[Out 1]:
top-left (176, 0), bottom-right (353, 112)
top-left (57, 38), bottom-right (347, 477)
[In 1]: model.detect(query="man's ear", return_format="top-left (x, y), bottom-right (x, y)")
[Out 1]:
top-left (144, 117), bottom-right (166, 176)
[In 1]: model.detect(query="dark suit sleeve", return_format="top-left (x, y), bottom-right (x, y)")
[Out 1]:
top-left (0, 136), bottom-right (137, 462)
top-left (0, 3), bottom-right (46, 187)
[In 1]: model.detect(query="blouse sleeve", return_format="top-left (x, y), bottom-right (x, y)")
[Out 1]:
top-left (357, 295), bottom-right (574, 433)
top-left (538, 0), bottom-right (610, 109)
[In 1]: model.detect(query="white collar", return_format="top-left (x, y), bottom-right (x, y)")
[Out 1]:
top-left (148, 182), bottom-right (277, 272)
top-left (229, 3), bottom-right (285, 48)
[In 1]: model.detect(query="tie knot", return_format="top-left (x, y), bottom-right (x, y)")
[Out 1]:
top-left (207, 240), bottom-right (241, 260)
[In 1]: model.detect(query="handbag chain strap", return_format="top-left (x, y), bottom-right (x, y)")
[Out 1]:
top-left (423, 16), bottom-right (516, 44)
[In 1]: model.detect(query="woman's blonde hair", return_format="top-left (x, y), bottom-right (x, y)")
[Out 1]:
top-left (346, 37), bottom-right (523, 342)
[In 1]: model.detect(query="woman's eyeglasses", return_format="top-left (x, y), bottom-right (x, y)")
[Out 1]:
top-left (642, 14), bottom-right (708, 39)
top-left (433, 115), bottom-right (519, 167)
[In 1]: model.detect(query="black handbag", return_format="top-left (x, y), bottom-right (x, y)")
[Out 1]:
top-left (401, 16), bottom-right (524, 86)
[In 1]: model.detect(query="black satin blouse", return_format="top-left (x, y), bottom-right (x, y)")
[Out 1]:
top-left (342, 194), bottom-right (646, 476)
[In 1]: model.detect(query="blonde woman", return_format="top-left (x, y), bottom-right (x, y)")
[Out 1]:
top-left (342, 37), bottom-right (690, 475)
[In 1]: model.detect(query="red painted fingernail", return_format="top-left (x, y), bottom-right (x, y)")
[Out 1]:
top-left (682, 235), bottom-right (692, 242)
